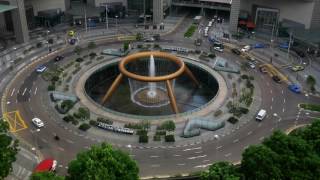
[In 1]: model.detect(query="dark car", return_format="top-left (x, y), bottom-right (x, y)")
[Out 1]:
top-left (55, 55), bottom-right (64, 61)
top-left (69, 38), bottom-right (77, 45)
top-left (231, 48), bottom-right (241, 55)
top-left (272, 75), bottom-right (281, 83)
top-left (288, 84), bottom-right (301, 93)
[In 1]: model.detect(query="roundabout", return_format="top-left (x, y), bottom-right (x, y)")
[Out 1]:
top-left (1, 26), bottom-right (320, 178)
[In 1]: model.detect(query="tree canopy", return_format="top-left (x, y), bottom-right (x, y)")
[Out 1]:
top-left (0, 121), bottom-right (18, 179)
top-left (67, 143), bottom-right (139, 180)
top-left (201, 161), bottom-right (240, 180)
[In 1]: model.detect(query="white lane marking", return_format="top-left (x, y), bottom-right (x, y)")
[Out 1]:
top-left (270, 90), bottom-right (273, 94)
top-left (243, 145), bottom-right (249, 150)
top-left (173, 154), bottom-right (181, 157)
top-left (150, 155), bottom-right (159, 158)
top-left (151, 164), bottom-right (160, 168)
top-left (259, 136), bottom-right (265, 141)
top-left (188, 155), bottom-right (207, 160)
top-left (283, 99), bottom-right (286, 103)
top-left (270, 127), bottom-right (274, 132)
top-left (194, 164), bottom-right (211, 168)
top-left (224, 153), bottom-right (231, 157)
top-left (58, 147), bottom-right (65, 151)
top-left (194, 151), bottom-right (202, 154)
top-left (34, 87), bottom-right (38, 95)
top-left (247, 131), bottom-right (252, 135)
top-left (22, 88), bottom-right (27, 96)
top-left (233, 139), bottom-right (239, 143)
top-left (271, 97), bottom-right (274, 102)
top-left (65, 139), bottom-right (74, 144)
top-left (10, 88), bottom-right (15, 96)
top-left (177, 163), bottom-right (185, 166)
top-left (270, 106), bottom-right (273, 110)
top-left (283, 108), bottom-right (285, 113)
top-left (216, 146), bottom-right (223, 150)
top-left (282, 90), bottom-right (284, 94)
top-left (183, 147), bottom-right (202, 151)
top-left (40, 138), bottom-right (48, 143)
top-left (17, 89), bottom-right (20, 94)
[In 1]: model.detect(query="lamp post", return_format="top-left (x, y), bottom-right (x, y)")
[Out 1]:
top-left (115, 15), bottom-right (119, 34)
top-left (46, 30), bottom-right (50, 52)
top-left (105, 0), bottom-right (109, 30)
top-left (214, 134), bottom-right (219, 162)
top-left (127, 144), bottom-right (132, 157)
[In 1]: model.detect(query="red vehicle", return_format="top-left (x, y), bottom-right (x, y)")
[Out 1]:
top-left (34, 158), bottom-right (57, 173)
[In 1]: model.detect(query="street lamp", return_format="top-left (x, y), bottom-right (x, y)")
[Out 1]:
top-left (127, 144), bottom-right (132, 157)
top-left (46, 30), bottom-right (50, 52)
top-left (35, 128), bottom-right (41, 149)
top-left (214, 134), bottom-right (219, 162)
top-left (105, 0), bottom-right (109, 30)
top-left (115, 15), bottom-right (119, 34)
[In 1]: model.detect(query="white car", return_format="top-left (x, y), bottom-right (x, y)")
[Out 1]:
top-left (36, 65), bottom-right (47, 73)
top-left (214, 46), bottom-right (224, 52)
top-left (248, 62), bottom-right (255, 69)
top-left (32, 118), bottom-right (44, 128)
top-left (208, 21), bottom-right (212, 27)
top-left (241, 45), bottom-right (251, 52)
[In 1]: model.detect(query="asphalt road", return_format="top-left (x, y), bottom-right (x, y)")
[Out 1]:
top-left (2, 20), bottom-right (320, 177)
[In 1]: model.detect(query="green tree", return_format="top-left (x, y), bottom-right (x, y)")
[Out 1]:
top-left (67, 143), bottom-right (139, 180)
top-left (201, 162), bottom-right (241, 180)
top-left (74, 46), bottom-right (83, 55)
top-left (136, 33), bottom-right (143, 41)
top-left (158, 120), bottom-right (175, 131)
top-left (241, 145), bottom-right (282, 180)
top-left (30, 172), bottom-right (64, 180)
top-left (0, 121), bottom-right (19, 179)
top-left (123, 41), bottom-right (130, 52)
top-left (306, 75), bottom-right (316, 87)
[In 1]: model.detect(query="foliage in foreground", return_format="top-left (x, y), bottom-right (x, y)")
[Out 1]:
top-left (67, 143), bottom-right (139, 180)
top-left (30, 172), bottom-right (64, 180)
top-left (0, 121), bottom-right (19, 179)
top-left (201, 119), bottom-right (320, 180)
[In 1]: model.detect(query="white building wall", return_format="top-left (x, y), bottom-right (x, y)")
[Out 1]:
top-left (26, 0), bottom-right (66, 15)
top-left (241, 0), bottom-right (315, 29)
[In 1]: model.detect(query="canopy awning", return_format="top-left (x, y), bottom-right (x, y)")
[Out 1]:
top-left (0, 4), bottom-right (17, 13)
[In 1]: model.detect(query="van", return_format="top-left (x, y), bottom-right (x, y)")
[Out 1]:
top-left (256, 109), bottom-right (266, 121)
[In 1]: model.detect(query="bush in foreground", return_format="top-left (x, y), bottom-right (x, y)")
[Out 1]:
top-left (78, 123), bottom-right (91, 131)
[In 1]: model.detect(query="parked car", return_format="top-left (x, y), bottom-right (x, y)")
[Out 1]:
top-left (279, 42), bottom-right (289, 49)
top-left (144, 37), bottom-right (155, 42)
top-left (231, 48), bottom-right (241, 55)
top-left (291, 65), bottom-right (304, 72)
top-left (36, 65), bottom-right (47, 73)
top-left (254, 43), bottom-right (265, 48)
top-left (288, 84), bottom-right (301, 93)
top-left (213, 46), bottom-right (224, 52)
top-left (54, 55), bottom-right (64, 61)
top-left (241, 45), bottom-right (251, 52)
top-left (34, 158), bottom-right (57, 173)
top-left (32, 118), bottom-right (44, 128)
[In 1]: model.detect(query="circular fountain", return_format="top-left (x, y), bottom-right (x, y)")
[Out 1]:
top-left (84, 51), bottom-right (221, 117)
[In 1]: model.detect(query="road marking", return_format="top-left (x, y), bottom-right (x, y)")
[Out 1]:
top-left (270, 127), bottom-right (274, 132)
top-left (283, 99), bottom-right (286, 103)
top-left (188, 155), bottom-right (207, 160)
top-left (216, 146), bottom-right (223, 150)
top-left (84, 146), bottom-right (90, 149)
top-left (10, 88), bottom-right (15, 96)
top-left (40, 138), bottom-right (48, 143)
top-left (177, 163), bottom-right (185, 166)
top-left (183, 147), bottom-right (202, 151)
top-left (247, 131), bottom-right (252, 135)
top-left (58, 165), bottom-right (63, 168)
top-left (150, 155), bottom-right (159, 158)
top-left (58, 147), bottom-right (65, 151)
top-left (22, 88), bottom-right (27, 96)
top-left (270, 106), bottom-right (273, 110)
top-left (305, 112), bottom-right (310, 115)
top-left (34, 87), bottom-right (38, 95)
top-left (283, 108), bottom-right (285, 113)
top-left (194, 151), bottom-right (202, 154)
top-left (151, 164), bottom-right (160, 168)
top-left (194, 164), bottom-right (211, 168)
top-left (65, 139), bottom-right (74, 144)
top-left (173, 154), bottom-right (181, 157)
top-left (233, 139), bottom-right (239, 143)
top-left (224, 153), bottom-right (231, 157)
top-left (259, 136), bottom-right (264, 141)
top-left (270, 90), bottom-right (273, 94)
top-left (271, 97), bottom-right (274, 102)
top-left (282, 90), bottom-right (284, 94)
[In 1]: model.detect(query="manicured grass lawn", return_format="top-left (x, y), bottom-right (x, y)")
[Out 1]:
top-left (184, 25), bottom-right (197, 38)
top-left (300, 103), bottom-right (320, 112)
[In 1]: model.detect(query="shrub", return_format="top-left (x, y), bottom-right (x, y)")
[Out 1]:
top-left (155, 130), bottom-right (166, 136)
top-left (51, 75), bottom-right (60, 82)
top-left (123, 42), bottom-right (130, 51)
top-left (61, 100), bottom-right (74, 112)
top-left (246, 80), bottom-right (254, 89)
top-left (241, 74), bottom-right (249, 79)
top-left (300, 103), bottom-right (320, 112)
top-left (79, 123), bottom-right (91, 131)
top-left (153, 44), bottom-right (160, 49)
top-left (165, 135), bottom-right (175, 142)
top-left (249, 76), bottom-right (254, 80)
top-left (208, 53), bottom-right (216, 58)
top-left (136, 129), bottom-right (148, 136)
top-left (77, 107), bottom-right (90, 120)
top-left (139, 135), bottom-right (148, 143)
top-left (124, 120), bottom-right (150, 130)
top-left (214, 110), bottom-right (223, 117)
top-left (74, 46), bottom-right (83, 55)
top-left (239, 107), bottom-right (249, 114)
top-left (63, 115), bottom-right (74, 123)
top-left (66, 76), bottom-right (72, 83)
top-left (76, 58), bottom-right (84, 63)
top-left (157, 120), bottom-right (175, 131)
top-left (97, 117), bottom-right (113, 125)
top-left (153, 135), bottom-right (161, 141)
top-left (227, 117), bottom-right (239, 124)
top-left (89, 120), bottom-right (99, 126)
top-left (226, 101), bottom-right (233, 109)
top-left (48, 38), bottom-right (54, 44)
top-left (36, 42), bottom-right (43, 48)
top-left (184, 24), bottom-right (197, 37)
top-left (71, 119), bottom-right (79, 125)
top-left (89, 52), bottom-right (97, 59)
top-left (245, 97), bottom-right (253, 107)
top-left (48, 84), bottom-right (55, 91)
top-left (136, 33), bottom-right (143, 41)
